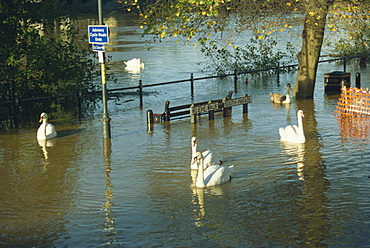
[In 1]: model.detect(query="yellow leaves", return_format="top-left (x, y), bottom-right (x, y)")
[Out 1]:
top-left (160, 31), bottom-right (166, 38)
top-left (258, 35), bottom-right (265, 40)
top-left (279, 28), bottom-right (284, 32)
top-left (327, 24), bottom-right (336, 31)
top-left (286, 3), bottom-right (291, 6)
top-left (309, 12), bottom-right (316, 16)
top-left (233, 45), bottom-right (237, 49)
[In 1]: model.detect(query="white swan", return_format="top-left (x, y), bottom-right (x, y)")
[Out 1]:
top-left (279, 110), bottom-right (306, 143)
top-left (194, 152), bottom-right (233, 188)
top-left (37, 112), bottom-right (57, 140)
top-left (124, 58), bottom-right (144, 68)
top-left (190, 136), bottom-right (222, 170)
top-left (270, 83), bottom-right (292, 104)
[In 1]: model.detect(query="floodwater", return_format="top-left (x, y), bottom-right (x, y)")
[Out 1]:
top-left (1, 12), bottom-right (370, 247)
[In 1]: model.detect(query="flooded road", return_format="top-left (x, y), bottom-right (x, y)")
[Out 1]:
top-left (1, 12), bottom-right (370, 247)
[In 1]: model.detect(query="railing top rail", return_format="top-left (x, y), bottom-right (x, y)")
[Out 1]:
top-left (1, 54), bottom-right (369, 106)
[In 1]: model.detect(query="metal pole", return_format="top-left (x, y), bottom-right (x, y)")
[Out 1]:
top-left (98, 0), bottom-right (111, 139)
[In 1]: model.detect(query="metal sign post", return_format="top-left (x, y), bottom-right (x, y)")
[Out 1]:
top-left (88, 0), bottom-right (111, 139)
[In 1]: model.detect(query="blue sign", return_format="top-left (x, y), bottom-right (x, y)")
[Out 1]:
top-left (88, 25), bottom-right (109, 44)
top-left (92, 43), bottom-right (105, 52)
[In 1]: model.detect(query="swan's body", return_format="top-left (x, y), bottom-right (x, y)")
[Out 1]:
top-left (279, 110), bottom-right (306, 143)
top-left (190, 136), bottom-right (222, 170)
top-left (194, 152), bottom-right (233, 188)
top-left (270, 83), bottom-right (292, 104)
top-left (124, 58), bottom-right (144, 68)
top-left (37, 112), bottom-right (57, 140)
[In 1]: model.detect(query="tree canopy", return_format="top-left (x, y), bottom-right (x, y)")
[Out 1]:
top-left (121, 0), bottom-right (370, 98)
top-left (0, 0), bottom-right (98, 101)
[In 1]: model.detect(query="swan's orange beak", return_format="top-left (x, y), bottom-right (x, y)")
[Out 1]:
top-left (39, 117), bottom-right (43, 123)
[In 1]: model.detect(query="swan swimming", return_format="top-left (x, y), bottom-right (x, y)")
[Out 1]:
top-left (194, 152), bottom-right (233, 188)
top-left (190, 136), bottom-right (222, 170)
top-left (37, 112), bottom-right (57, 140)
top-left (279, 110), bottom-right (306, 143)
top-left (124, 58), bottom-right (144, 68)
top-left (270, 83), bottom-right (292, 104)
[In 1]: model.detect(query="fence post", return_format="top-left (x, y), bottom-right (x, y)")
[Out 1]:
top-left (243, 94), bottom-right (249, 114)
top-left (190, 104), bottom-right (197, 123)
top-left (234, 69), bottom-right (238, 93)
top-left (356, 73), bottom-right (361, 88)
top-left (163, 101), bottom-right (170, 122)
top-left (276, 61), bottom-right (280, 86)
top-left (208, 100), bottom-right (214, 121)
top-left (147, 110), bottom-right (154, 131)
top-left (223, 98), bottom-right (231, 118)
top-left (77, 91), bottom-right (83, 121)
top-left (139, 80), bottom-right (143, 109)
top-left (190, 73), bottom-right (194, 97)
top-left (343, 57), bottom-right (347, 72)
top-left (12, 92), bottom-right (19, 128)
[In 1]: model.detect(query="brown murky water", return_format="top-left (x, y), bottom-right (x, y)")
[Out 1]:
top-left (1, 12), bottom-right (370, 247)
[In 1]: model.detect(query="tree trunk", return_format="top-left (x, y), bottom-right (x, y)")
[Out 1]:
top-left (293, 1), bottom-right (332, 99)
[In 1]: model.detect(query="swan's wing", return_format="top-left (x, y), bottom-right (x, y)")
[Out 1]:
top-left (279, 125), bottom-right (298, 142)
top-left (202, 150), bottom-right (221, 166)
top-left (204, 166), bottom-right (231, 187)
top-left (204, 164), bottom-right (220, 178)
top-left (45, 123), bottom-right (57, 139)
top-left (270, 93), bottom-right (286, 103)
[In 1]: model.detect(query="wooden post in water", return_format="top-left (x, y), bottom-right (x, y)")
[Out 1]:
top-left (139, 80), bottom-right (143, 109)
top-left (234, 70), bottom-right (238, 93)
top-left (243, 94), bottom-right (249, 113)
top-left (190, 73), bottom-right (194, 98)
top-left (147, 110), bottom-right (154, 131)
top-left (163, 101), bottom-right (170, 122)
top-left (190, 104), bottom-right (197, 123)
top-left (208, 100), bottom-right (214, 121)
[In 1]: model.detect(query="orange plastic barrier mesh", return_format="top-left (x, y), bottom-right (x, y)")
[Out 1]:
top-left (336, 116), bottom-right (370, 140)
top-left (334, 87), bottom-right (370, 116)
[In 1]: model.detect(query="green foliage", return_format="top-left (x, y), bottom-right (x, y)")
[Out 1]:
top-left (200, 35), bottom-right (296, 74)
top-left (325, 18), bottom-right (370, 57)
top-left (0, 0), bottom-right (102, 129)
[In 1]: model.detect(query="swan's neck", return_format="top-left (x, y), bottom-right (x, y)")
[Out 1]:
top-left (196, 159), bottom-right (205, 188)
top-left (191, 143), bottom-right (198, 165)
top-left (297, 115), bottom-right (303, 131)
top-left (297, 114), bottom-right (306, 142)
top-left (43, 119), bottom-right (48, 134)
top-left (191, 143), bottom-right (197, 156)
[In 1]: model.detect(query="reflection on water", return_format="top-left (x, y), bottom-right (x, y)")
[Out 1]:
top-left (99, 138), bottom-right (117, 245)
top-left (281, 142), bottom-right (306, 181)
top-left (37, 138), bottom-right (56, 169)
top-left (336, 116), bottom-right (370, 141)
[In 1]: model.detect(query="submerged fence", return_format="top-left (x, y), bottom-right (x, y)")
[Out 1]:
top-left (0, 54), bottom-right (368, 128)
